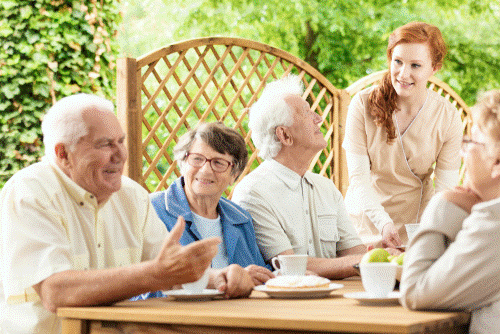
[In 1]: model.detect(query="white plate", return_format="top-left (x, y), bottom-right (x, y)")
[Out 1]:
top-left (163, 289), bottom-right (223, 301)
top-left (343, 291), bottom-right (402, 305)
top-left (254, 283), bottom-right (344, 299)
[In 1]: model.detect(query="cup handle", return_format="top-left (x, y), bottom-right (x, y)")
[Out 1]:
top-left (271, 257), bottom-right (280, 271)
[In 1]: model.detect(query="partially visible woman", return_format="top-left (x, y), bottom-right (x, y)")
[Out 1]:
top-left (152, 122), bottom-right (273, 287)
top-left (400, 90), bottom-right (500, 333)
top-left (342, 22), bottom-right (463, 247)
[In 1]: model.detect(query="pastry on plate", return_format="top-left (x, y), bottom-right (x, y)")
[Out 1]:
top-left (265, 275), bottom-right (330, 289)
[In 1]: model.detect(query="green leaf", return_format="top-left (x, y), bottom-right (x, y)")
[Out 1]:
top-left (0, 25), bottom-right (14, 37)
top-left (19, 131), bottom-right (38, 144)
top-left (1, 1), bottom-right (18, 10)
top-left (2, 84), bottom-right (20, 99)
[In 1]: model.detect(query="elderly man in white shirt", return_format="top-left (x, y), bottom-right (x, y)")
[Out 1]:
top-left (0, 94), bottom-right (253, 334)
top-left (232, 75), bottom-right (387, 279)
top-left (400, 90), bottom-right (500, 334)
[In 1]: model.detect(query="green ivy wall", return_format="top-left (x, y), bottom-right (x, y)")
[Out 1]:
top-left (0, 0), bottom-right (121, 187)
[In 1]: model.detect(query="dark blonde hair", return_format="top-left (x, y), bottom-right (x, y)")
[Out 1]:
top-left (473, 90), bottom-right (500, 146)
top-left (368, 22), bottom-right (447, 143)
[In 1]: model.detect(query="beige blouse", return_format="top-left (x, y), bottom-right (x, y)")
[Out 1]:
top-left (342, 86), bottom-right (463, 243)
top-left (400, 194), bottom-right (500, 333)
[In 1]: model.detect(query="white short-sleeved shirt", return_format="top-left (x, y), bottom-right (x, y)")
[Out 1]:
top-left (232, 160), bottom-right (363, 261)
top-left (0, 160), bottom-right (167, 334)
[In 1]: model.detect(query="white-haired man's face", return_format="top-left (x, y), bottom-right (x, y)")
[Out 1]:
top-left (57, 108), bottom-right (127, 204)
top-left (283, 95), bottom-right (326, 156)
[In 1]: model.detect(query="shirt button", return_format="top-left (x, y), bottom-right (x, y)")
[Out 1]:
top-left (79, 202), bottom-right (84, 206)
top-left (305, 210), bottom-right (309, 215)
top-left (97, 243), bottom-right (101, 248)
top-left (309, 239), bottom-right (312, 244)
top-left (90, 195), bottom-right (94, 199)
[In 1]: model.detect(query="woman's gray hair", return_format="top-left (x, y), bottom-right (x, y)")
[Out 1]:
top-left (249, 74), bottom-right (304, 160)
top-left (42, 93), bottom-right (114, 163)
top-left (174, 122), bottom-right (248, 178)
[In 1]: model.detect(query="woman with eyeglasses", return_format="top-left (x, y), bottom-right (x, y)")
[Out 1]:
top-left (342, 22), bottom-right (463, 248)
top-left (400, 90), bottom-right (500, 333)
top-left (150, 122), bottom-right (274, 287)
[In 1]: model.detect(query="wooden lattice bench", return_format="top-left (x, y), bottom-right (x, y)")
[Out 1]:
top-left (115, 37), bottom-right (471, 197)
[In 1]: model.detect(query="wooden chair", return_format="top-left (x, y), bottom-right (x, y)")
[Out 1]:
top-left (346, 69), bottom-right (472, 182)
top-left (116, 37), bottom-right (351, 197)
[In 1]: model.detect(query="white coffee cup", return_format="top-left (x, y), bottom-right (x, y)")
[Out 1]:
top-left (405, 224), bottom-right (420, 241)
top-left (182, 268), bottom-right (210, 294)
top-left (271, 254), bottom-right (307, 276)
top-left (359, 262), bottom-right (397, 298)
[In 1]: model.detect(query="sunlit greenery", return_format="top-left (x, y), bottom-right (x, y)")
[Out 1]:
top-left (118, 0), bottom-right (500, 105)
top-left (0, 0), bottom-right (121, 187)
top-left (2, 0), bottom-right (498, 188)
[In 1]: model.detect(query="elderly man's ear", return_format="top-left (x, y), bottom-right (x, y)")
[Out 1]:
top-left (275, 126), bottom-right (293, 146)
top-left (491, 159), bottom-right (500, 179)
top-left (54, 143), bottom-right (70, 167)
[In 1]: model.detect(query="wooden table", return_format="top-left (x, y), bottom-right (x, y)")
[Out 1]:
top-left (57, 279), bottom-right (469, 334)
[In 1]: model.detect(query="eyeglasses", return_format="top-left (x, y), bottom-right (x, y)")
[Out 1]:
top-left (185, 152), bottom-right (233, 173)
top-left (461, 136), bottom-right (486, 151)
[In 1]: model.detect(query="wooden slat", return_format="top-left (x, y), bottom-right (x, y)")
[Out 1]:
top-left (58, 280), bottom-right (469, 334)
top-left (116, 57), bottom-right (142, 185)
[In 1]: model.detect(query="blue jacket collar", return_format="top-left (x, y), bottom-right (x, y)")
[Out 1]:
top-left (165, 177), bottom-right (250, 262)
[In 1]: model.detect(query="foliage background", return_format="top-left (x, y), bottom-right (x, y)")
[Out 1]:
top-left (119, 0), bottom-right (499, 107)
top-left (1, 0), bottom-right (499, 188)
top-left (0, 0), bottom-right (121, 187)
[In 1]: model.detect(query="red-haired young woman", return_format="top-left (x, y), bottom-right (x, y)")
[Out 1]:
top-left (342, 22), bottom-right (462, 247)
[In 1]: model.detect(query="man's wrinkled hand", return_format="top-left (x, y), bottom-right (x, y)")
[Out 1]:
top-left (245, 265), bottom-right (274, 286)
top-left (154, 216), bottom-right (220, 289)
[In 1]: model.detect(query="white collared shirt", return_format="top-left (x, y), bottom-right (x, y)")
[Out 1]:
top-left (232, 160), bottom-right (363, 261)
top-left (0, 160), bottom-right (166, 334)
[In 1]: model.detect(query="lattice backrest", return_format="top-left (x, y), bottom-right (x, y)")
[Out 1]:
top-left (116, 37), bottom-right (350, 197)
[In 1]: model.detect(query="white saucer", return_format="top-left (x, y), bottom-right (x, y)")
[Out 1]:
top-left (343, 291), bottom-right (402, 305)
top-left (254, 283), bottom-right (344, 299)
top-left (163, 289), bottom-right (223, 301)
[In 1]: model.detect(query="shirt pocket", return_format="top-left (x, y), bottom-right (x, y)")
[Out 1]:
top-left (318, 214), bottom-right (340, 258)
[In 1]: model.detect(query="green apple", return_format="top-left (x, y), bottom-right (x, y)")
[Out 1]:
top-left (390, 252), bottom-right (405, 266)
top-left (360, 248), bottom-right (391, 263)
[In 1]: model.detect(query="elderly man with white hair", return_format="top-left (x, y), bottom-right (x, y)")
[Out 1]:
top-left (233, 75), bottom-right (389, 279)
top-left (0, 94), bottom-right (253, 334)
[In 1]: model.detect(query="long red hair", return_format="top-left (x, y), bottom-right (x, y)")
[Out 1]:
top-left (368, 22), bottom-right (447, 143)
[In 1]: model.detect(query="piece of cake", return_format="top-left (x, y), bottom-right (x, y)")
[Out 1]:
top-left (265, 275), bottom-right (330, 289)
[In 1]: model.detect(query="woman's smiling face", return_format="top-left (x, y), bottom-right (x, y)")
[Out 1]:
top-left (390, 43), bottom-right (438, 99)
top-left (182, 139), bottom-right (236, 203)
